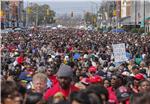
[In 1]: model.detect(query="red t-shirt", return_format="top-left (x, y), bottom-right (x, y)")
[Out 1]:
top-left (107, 87), bottom-right (119, 104)
top-left (48, 75), bottom-right (58, 86)
top-left (44, 83), bottom-right (79, 101)
top-left (17, 56), bottom-right (24, 64)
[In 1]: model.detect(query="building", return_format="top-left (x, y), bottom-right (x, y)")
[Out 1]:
top-left (117, 0), bottom-right (150, 32)
top-left (1, 0), bottom-right (24, 29)
top-left (116, 0), bottom-right (121, 19)
top-left (130, 0), bottom-right (150, 32)
top-left (121, 0), bottom-right (131, 18)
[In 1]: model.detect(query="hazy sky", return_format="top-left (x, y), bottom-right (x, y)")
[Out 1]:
top-left (25, 0), bottom-right (102, 2)
top-left (24, 0), bottom-right (102, 16)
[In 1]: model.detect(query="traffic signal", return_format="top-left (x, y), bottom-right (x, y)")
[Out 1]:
top-left (71, 11), bottom-right (73, 17)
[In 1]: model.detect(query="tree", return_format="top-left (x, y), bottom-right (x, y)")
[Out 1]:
top-left (25, 3), bottom-right (55, 26)
top-left (84, 12), bottom-right (96, 25)
top-left (99, 1), bottom-right (116, 20)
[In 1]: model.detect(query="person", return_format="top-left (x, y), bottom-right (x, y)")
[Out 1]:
top-left (70, 90), bottom-right (101, 104)
top-left (131, 73), bottom-right (145, 93)
top-left (146, 63), bottom-right (150, 77)
top-left (50, 92), bottom-right (66, 104)
top-left (88, 66), bottom-right (97, 76)
top-left (46, 66), bottom-right (58, 87)
top-left (1, 80), bottom-right (23, 104)
top-left (132, 92), bottom-right (150, 104)
top-left (116, 86), bottom-right (130, 104)
top-left (127, 59), bottom-right (135, 71)
top-left (130, 66), bottom-right (139, 77)
top-left (138, 79), bottom-right (150, 93)
top-left (70, 91), bottom-right (89, 104)
top-left (2, 24), bottom-right (150, 104)
top-left (107, 74), bottom-right (123, 104)
top-left (87, 84), bottom-right (109, 104)
top-left (44, 64), bottom-right (79, 101)
top-left (75, 78), bottom-right (89, 90)
top-left (25, 92), bottom-right (46, 104)
top-left (31, 72), bottom-right (48, 94)
top-left (88, 75), bottom-right (103, 85)
top-left (130, 79), bottom-right (150, 104)
top-left (103, 78), bottom-right (111, 88)
top-left (16, 53), bottom-right (25, 65)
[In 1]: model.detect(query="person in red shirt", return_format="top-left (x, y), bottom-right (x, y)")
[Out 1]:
top-left (46, 66), bottom-right (58, 86)
top-left (44, 64), bottom-right (79, 101)
top-left (88, 66), bottom-right (97, 76)
top-left (107, 75), bottom-right (123, 104)
top-left (130, 73), bottom-right (145, 94)
top-left (16, 53), bottom-right (25, 65)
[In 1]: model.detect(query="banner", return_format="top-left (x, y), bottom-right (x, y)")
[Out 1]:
top-left (0, 10), bottom-right (4, 17)
top-left (112, 43), bottom-right (127, 62)
top-left (113, 10), bottom-right (116, 16)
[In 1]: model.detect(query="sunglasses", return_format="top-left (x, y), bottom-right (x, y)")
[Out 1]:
top-left (90, 71), bottom-right (96, 74)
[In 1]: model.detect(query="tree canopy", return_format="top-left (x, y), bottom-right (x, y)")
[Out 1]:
top-left (26, 3), bottom-right (55, 25)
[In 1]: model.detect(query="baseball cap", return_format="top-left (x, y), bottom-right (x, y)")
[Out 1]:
top-left (134, 73), bottom-right (145, 80)
top-left (88, 66), bottom-right (97, 72)
top-left (116, 86), bottom-right (130, 101)
top-left (88, 75), bottom-right (102, 84)
top-left (132, 65), bottom-right (139, 70)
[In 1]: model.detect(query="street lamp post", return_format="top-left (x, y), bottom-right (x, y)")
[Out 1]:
top-left (26, 2), bottom-right (39, 27)
top-left (26, 1), bottom-right (29, 27)
top-left (30, 10), bottom-right (39, 26)
top-left (144, 0), bottom-right (146, 34)
top-left (90, 1), bottom-right (100, 29)
top-left (36, 7), bottom-right (38, 26)
top-left (135, 1), bottom-right (137, 28)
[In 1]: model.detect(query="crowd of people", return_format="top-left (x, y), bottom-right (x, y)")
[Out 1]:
top-left (1, 27), bottom-right (150, 104)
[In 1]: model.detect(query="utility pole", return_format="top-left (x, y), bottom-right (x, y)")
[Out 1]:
top-left (26, 1), bottom-right (28, 27)
top-left (144, 0), bottom-right (146, 34)
top-left (135, 1), bottom-right (137, 28)
top-left (36, 7), bottom-right (38, 26)
top-left (90, 1), bottom-right (100, 28)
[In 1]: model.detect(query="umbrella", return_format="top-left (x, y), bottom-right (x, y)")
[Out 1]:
top-left (73, 53), bottom-right (80, 60)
